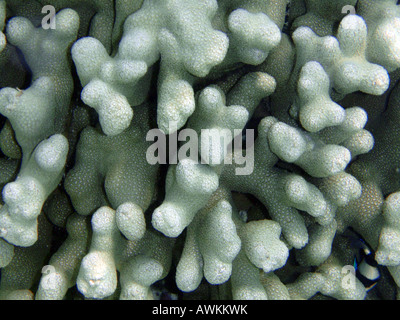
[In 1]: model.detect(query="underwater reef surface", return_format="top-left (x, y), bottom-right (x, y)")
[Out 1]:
top-left (0, 0), bottom-right (400, 300)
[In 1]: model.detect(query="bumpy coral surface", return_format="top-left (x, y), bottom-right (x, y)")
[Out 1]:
top-left (0, 0), bottom-right (399, 300)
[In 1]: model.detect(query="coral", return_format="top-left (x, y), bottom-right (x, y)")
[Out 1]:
top-left (286, 235), bottom-right (368, 300)
top-left (35, 213), bottom-right (90, 300)
top-left (290, 0), bottom-right (358, 37)
top-left (292, 14), bottom-right (390, 98)
top-left (71, 0), bottom-right (283, 136)
top-left (4, 7), bottom-right (79, 132)
top-left (0, 0), bottom-right (5, 53)
top-left (0, 134), bottom-right (68, 246)
top-left (0, 0), bottom-right (400, 302)
top-left (75, 206), bottom-right (173, 300)
top-left (64, 105), bottom-right (158, 219)
top-left (357, 0), bottom-right (400, 73)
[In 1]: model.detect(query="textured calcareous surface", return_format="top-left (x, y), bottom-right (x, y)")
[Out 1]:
top-left (0, 0), bottom-right (400, 300)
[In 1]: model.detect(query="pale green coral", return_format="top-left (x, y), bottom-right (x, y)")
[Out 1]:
top-left (296, 61), bottom-right (346, 132)
top-left (0, 77), bottom-right (58, 166)
top-left (291, 0), bottom-right (358, 36)
top-left (0, 214), bottom-right (52, 299)
top-left (358, 0), bottom-right (400, 73)
top-left (1, 0), bottom-right (400, 302)
top-left (187, 86), bottom-right (249, 166)
top-left (5, 8), bottom-right (79, 128)
top-left (176, 196), bottom-right (241, 292)
top-left (64, 106), bottom-right (158, 218)
top-left (0, 134), bottom-right (68, 246)
top-left (152, 159), bottom-right (219, 238)
top-left (287, 236), bottom-right (368, 300)
top-left (35, 214), bottom-right (90, 300)
top-left (0, 0), bottom-right (5, 52)
top-left (376, 192), bottom-right (400, 267)
top-left (76, 206), bottom-right (173, 300)
top-left (292, 14), bottom-right (390, 97)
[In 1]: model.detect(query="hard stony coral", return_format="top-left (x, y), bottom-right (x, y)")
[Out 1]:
top-left (0, 1), bottom-right (5, 53)
top-left (0, 0), bottom-right (399, 301)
